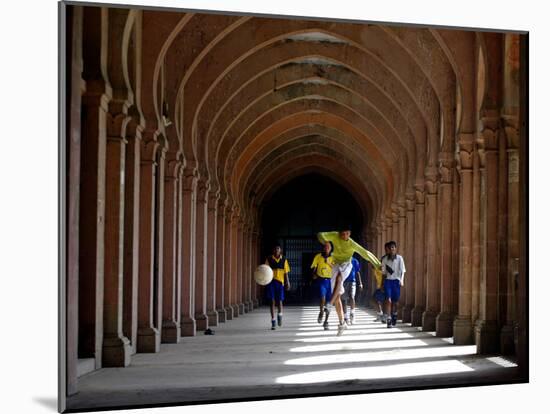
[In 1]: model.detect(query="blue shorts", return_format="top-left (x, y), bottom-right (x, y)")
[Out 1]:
top-left (383, 279), bottom-right (401, 302)
top-left (373, 288), bottom-right (385, 303)
top-left (315, 278), bottom-right (332, 302)
top-left (265, 280), bottom-right (285, 302)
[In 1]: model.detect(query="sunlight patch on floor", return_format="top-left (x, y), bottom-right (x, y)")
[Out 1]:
top-left (284, 345), bottom-right (477, 366)
top-left (294, 332), bottom-right (414, 343)
top-left (289, 338), bottom-right (429, 353)
top-left (276, 359), bottom-right (474, 384)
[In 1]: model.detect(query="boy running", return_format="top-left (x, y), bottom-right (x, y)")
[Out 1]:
top-left (317, 227), bottom-right (381, 335)
top-left (310, 242), bottom-right (334, 330)
top-left (265, 245), bottom-right (291, 330)
top-left (342, 257), bottom-right (363, 325)
top-left (381, 241), bottom-right (406, 328)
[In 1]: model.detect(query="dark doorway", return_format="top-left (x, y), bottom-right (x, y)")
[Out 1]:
top-left (260, 173), bottom-right (364, 304)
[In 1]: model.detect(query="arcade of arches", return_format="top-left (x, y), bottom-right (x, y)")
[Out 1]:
top-left (63, 4), bottom-right (527, 398)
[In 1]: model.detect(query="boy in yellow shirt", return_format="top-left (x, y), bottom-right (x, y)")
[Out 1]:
top-left (318, 227), bottom-right (381, 335)
top-left (265, 245), bottom-right (291, 330)
top-left (310, 242), bottom-right (334, 330)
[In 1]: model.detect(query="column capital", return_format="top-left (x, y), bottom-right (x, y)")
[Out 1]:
top-left (164, 152), bottom-right (182, 179)
top-left (458, 133), bottom-right (475, 170)
top-left (397, 197), bottom-right (407, 218)
top-left (502, 114), bottom-right (519, 149)
top-left (406, 191), bottom-right (416, 211)
top-left (196, 178), bottom-right (210, 203)
top-left (424, 166), bottom-right (438, 195)
top-left (182, 166), bottom-right (199, 192)
top-left (480, 111), bottom-right (500, 151)
top-left (208, 189), bottom-right (220, 211)
top-left (106, 110), bottom-right (131, 139)
top-left (438, 152), bottom-right (454, 184)
top-left (391, 204), bottom-right (400, 224)
top-left (414, 185), bottom-right (425, 204)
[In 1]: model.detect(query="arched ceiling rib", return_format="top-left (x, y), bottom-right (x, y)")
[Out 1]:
top-left (140, 11), bottom-right (471, 229)
top-left (255, 155), bottom-right (375, 226)
top-left (242, 134), bottom-right (382, 216)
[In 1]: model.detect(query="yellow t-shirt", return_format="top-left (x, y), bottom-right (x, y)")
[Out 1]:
top-left (265, 256), bottom-right (290, 283)
top-left (373, 267), bottom-right (383, 289)
top-left (318, 231), bottom-right (381, 269)
top-left (311, 253), bottom-right (335, 278)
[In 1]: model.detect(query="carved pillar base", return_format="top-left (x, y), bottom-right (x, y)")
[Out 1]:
top-left (161, 321), bottom-right (180, 344)
top-left (216, 307), bottom-right (227, 323)
top-left (102, 335), bottom-right (131, 367)
top-left (232, 304), bottom-right (240, 317)
top-left (136, 327), bottom-right (160, 353)
top-left (238, 303), bottom-right (246, 315)
top-left (453, 316), bottom-right (474, 345)
top-left (180, 317), bottom-right (196, 337)
top-left (207, 310), bottom-right (219, 327)
top-left (402, 304), bottom-right (414, 323)
top-left (475, 319), bottom-right (500, 354)
top-left (225, 306), bottom-right (235, 320)
top-left (500, 324), bottom-right (516, 355)
top-left (253, 299), bottom-right (259, 307)
top-left (411, 306), bottom-right (425, 327)
top-left (247, 300), bottom-right (254, 311)
top-left (435, 311), bottom-right (455, 337)
top-left (195, 313), bottom-right (209, 331)
top-left (422, 310), bottom-right (437, 331)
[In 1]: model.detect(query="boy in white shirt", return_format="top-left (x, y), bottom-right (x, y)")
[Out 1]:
top-left (381, 241), bottom-right (406, 328)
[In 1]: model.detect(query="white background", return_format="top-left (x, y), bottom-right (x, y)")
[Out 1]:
top-left (0, 0), bottom-right (546, 413)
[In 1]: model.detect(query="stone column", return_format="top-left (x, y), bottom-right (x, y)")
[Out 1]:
top-left (252, 230), bottom-right (261, 307)
top-left (411, 183), bottom-right (426, 326)
top-left (231, 210), bottom-right (240, 316)
top-left (247, 225), bottom-right (255, 311)
top-left (123, 125), bottom-right (141, 354)
top-left (378, 218), bottom-right (385, 257)
top-left (472, 140), bottom-right (481, 325)
top-left (402, 193), bottom-right (415, 323)
top-left (243, 224), bottom-right (252, 312)
top-left (497, 120), bottom-right (509, 335)
top-left (224, 206), bottom-right (235, 319)
top-left (79, 6), bottom-right (109, 366)
top-left (501, 116), bottom-right (519, 354)
top-left (136, 137), bottom-right (160, 353)
top-left (66, 5), bottom-right (83, 394)
top-left (392, 204), bottom-right (400, 243)
top-left (422, 167), bottom-right (439, 331)
top-left (153, 144), bottom-right (166, 338)
top-left (193, 178), bottom-right (209, 331)
top-left (397, 200), bottom-right (406, 318)
top-left (385, 215), bottom-right (393, 246)
top-left (180, 166), bottom-right (197, 336)
top-left (237, 218), bottom-right (246, 315)
top-left (161, 157), bottom-right (181, 343)
top-left (206, 190), bottom-right (220, 326)
top-left (436, 153), bottom-right (456, 337)
top-left (475, 114), bottom-right (500, 354)
top-left (215, 196), bottom-right (227, 322)
top-left (454, 134), bottom-right (475, 344)
top-left (241, 223), bottom-right (248, 313)
top-left (102, 125), bottom-right (131, 366)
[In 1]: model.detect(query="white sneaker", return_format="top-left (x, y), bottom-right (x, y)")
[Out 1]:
top-left (337, 323), bottom-right (347, 336)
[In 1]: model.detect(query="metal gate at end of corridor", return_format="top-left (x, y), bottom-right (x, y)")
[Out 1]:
top-left (282, 237), bottom-right (321, 305)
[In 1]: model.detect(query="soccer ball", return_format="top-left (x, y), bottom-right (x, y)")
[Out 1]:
top-left (254, 264), bottom-right (273, 286)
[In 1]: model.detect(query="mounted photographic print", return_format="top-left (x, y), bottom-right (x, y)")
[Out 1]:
top-left (59, 0), bottom-right (528, 412)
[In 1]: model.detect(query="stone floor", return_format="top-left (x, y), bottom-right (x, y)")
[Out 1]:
top-left (67, 306), bottom-right (522, 411)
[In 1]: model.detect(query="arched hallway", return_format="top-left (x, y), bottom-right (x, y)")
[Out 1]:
top-left (67, 306), bottom-right (519, 410)
top-left (61, 2), bottom-right (528, 410)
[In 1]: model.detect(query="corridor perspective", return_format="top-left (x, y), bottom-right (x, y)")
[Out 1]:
top-left (61, 2), bottom-right (527, 412)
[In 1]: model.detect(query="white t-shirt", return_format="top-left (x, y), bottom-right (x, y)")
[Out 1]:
top-left (381, 254), bottom-right (406, 283)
